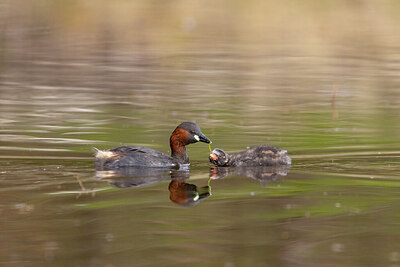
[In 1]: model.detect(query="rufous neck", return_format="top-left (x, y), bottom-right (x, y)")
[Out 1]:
top-left (170, 128), bottom-right (189, 164)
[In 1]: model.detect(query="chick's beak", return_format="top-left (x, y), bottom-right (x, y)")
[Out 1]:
top-left (210, 153), bottom-right (218, 160)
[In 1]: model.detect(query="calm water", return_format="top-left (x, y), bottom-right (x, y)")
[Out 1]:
top-left (1, 1), bottom-right (400, 266)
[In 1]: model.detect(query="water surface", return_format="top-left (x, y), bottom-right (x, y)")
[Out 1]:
top-left (1, 1), bottom-right (400, 266)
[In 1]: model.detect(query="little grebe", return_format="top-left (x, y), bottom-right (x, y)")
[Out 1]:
top-left (94, 122), bottom-right (211, 168)
top-left (209, 145), bottom-right (291, 167)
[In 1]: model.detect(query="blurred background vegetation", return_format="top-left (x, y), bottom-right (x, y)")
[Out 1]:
top-left (1, 0), bottom-right (400, 159)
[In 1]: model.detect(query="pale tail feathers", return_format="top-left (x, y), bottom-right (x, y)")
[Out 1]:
top-left (92, 147), bottom-right (101, 157)
top-left (92, 147), bottom-right (115, 159)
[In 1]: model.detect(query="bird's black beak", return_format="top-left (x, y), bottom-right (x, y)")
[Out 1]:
top-left (197, 132), bottom-right (211, 144)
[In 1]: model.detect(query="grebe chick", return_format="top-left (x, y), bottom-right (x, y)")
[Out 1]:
top-left (94, 122), bottom-right (211, 169)
top-left (209, 145), bottom-right (291, 167)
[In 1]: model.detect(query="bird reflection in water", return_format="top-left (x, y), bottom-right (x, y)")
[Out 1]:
top-left (168, 170), bottom-right (211, 206)
top-left (95, 167), bottom-right (172, 188)
top-left (209, 165), bottom-right (291, 186)
top-left (95, 168), bottom-right (211, 206)
top-left (95, 165), bottom-right (290, 206)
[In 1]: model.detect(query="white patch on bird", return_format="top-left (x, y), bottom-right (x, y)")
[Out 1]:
top-left (194, 135), bottom-right (200, 141)
top-left (95, 150), bottom-right (115, 159)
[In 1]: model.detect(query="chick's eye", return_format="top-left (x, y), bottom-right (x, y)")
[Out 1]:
top-left (190, 130), bottom-right (195, 134)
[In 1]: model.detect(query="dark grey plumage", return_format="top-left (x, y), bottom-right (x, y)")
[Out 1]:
top-left (209, 145), bottom-right (291, 167)
top-left (94, 146), bottom-right (178, 168)
top-left (93, 122), bottom-right (211, 169)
